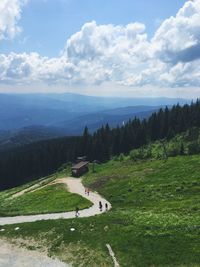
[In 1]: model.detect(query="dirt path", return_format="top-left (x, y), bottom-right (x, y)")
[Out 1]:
top-left (11, 178), bottom-right (56, 198)
top-left (0, 240), bottom-right (70, 267)
top-left (0, 177), bottom-right (111, 226)
top-left (11, 182), bottom-right (44, 198)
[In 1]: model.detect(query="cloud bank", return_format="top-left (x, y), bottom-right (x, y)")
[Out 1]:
top-left (0, 0), bottom-right (28, 40)
top-left (1, 0), bottom-right (200, 93)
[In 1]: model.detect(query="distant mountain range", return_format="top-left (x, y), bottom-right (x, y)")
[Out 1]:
top-left (0, 93), bottom-right (191, 150)
top-left (55, 105), bottom-right (163, 135)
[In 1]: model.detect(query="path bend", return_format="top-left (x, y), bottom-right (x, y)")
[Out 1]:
top-left (0, 177), bottom-right (111, 226)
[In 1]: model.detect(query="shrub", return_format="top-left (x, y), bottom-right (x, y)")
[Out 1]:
top-left (187, 142), bottom-right (200, 155)
top-left (119, 153), bottom-right (125, 162)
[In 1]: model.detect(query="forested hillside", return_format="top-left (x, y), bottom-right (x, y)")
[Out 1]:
top-left (1, 100), bottom-right (200, 190)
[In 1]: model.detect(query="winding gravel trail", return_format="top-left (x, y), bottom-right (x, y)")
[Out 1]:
top-left (0, 177), bottom-right (111, 226)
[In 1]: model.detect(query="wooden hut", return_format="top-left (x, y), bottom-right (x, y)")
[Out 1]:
top-left (71, 161), bottom-right (89, 177)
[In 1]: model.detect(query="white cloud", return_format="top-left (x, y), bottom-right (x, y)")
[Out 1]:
top-left (1, 0), bottom-right (200, 94)
top-left (0, 21), bottom-right (150, 86)
top-left (0, 0), bottom-right (28, 40)
top-left (152, 0), bottom-right (200, 63)
top-left (139, 0), bottom-right (200, 87)
top-left (0, 52), bottom-right (77, 85)
top-left (62, 21), bottom-right (150, 85)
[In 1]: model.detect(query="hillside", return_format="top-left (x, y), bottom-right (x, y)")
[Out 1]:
top-left (0, 153), bottom-right (200, 266)
top-left (0, 122), bottom-right (200, 266)
top-left (0, 126), bottom-right (66, 151)
top-left (0, 177), bottom-right (91, 217)
top-left (0, 100), bottom-right (200, 191)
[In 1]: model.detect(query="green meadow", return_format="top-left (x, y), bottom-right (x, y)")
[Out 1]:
top-left (0, 178), bottom-right (91, 216)
top-left (1, 154), bottom-right (200, 266)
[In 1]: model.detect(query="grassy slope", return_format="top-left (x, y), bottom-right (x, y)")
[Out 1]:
top-left (128, 127), bottom-right (200, 161)
top-left (0, 183), bottom-right (91, 216)
top-left (0, 174), bottom-right (55, 199)
top-left (1, 155), bottom-right (200, 266)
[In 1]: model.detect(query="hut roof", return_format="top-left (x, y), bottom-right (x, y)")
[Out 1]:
top-left (72, 161), bottom-right (89, 170)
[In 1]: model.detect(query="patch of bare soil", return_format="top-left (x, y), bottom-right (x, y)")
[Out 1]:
top-left (0, 239), bottom-right (70, 267)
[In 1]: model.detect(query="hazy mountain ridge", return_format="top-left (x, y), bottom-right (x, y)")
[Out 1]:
top-left (56, 106), bottom-right (162, 134)
top-left (0, 93), bottom-right (191, 150)
top-left (0, 106), bottom-right (160, 150)
top-left (0, 93), bottom-right (191, 130)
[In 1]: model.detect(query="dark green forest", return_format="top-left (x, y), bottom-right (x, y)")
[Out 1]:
top-left (1, 100), bottom-right (200, 190)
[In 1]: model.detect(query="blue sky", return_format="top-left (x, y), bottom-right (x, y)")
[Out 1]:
top-left (1, 0), bottom-right (200, 98)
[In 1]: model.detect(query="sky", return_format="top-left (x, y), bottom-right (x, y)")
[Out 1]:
top-left (0, 0), bottom-right (200, 98)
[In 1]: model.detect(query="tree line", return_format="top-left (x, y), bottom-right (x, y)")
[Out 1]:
top-left (1, 100), bottom-right (200, 190)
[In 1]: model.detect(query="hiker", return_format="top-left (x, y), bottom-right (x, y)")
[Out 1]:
top-left (99, 201), bottom-right (103, 212)
top-left (75, 206), bottom-right (79, 217)
top-left (87, 188), bottom-right (90, 196)
top-left (85, 188), bottom-right (87, 194)
top-left (105, 203), bottom-right (108, 211)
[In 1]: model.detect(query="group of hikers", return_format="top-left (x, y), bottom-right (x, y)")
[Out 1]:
top-left (75, 187), bottom-right (109, 217)
top-left (98, 201), bottom-right (108, 212)
top-left (75, 201), bottom-right (108, 217)
top-left (85, 187), bottom-right (90, 195)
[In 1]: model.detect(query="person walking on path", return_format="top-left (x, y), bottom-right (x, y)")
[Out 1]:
top-left (105, 203), bottom-right (108, 211)
top-left (75, 207), bottom-right (79, 217)
top-left (99, 201), bottom-right (103, 212)
top-left (87, 188), bottom-right (90, 196)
